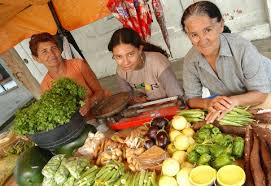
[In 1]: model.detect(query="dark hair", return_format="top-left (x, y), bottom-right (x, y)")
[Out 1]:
top-left (223, 25), bottom-right (231, 33)
top-left (29, 32), bottom-right (58, 56)
top-left (181, 1), bottom-right (222, 32)
top-left (108, 28), bottom-right (169, 58)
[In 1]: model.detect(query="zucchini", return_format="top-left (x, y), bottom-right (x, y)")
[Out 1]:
top-left (54, 125), bottom-right (96, 156)
top-left (14, 146), bottom-right (52, 186)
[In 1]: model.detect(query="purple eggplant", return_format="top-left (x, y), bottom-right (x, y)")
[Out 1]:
top-left (148, 126), bottom-right (159, 140)
top-left (151, 117), bottom-right (169, 129)
top-left (156, 131), bottom-right (170, 149)
top-left (144, 139), bottom-right (155, 149)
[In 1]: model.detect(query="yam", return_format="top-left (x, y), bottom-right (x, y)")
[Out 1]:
top-left (244, 126), bottom-right (254, 186)
top-left (213, 122), bottom-right (246, 136)
top-left (252, 125), bottom-right (271, 148)
top-left (250, 134), bottom-right (266, 186)
top-left (260, 140), bottom-right (271, 185)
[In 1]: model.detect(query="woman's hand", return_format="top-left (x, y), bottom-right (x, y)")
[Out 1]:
top-left (205, 96), bottom-right (238, 123)
top-left (79, 100), bottom-right (92, 116)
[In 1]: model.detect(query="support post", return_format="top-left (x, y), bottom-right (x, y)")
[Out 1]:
top-left (0, 48), bottom-right (41, 99)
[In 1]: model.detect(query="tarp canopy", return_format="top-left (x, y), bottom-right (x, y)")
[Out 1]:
top-left (0, 0), bottom-right (110, 53)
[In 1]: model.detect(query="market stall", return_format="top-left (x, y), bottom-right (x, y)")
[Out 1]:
top-left (1, 77), bottom-right (271, 186)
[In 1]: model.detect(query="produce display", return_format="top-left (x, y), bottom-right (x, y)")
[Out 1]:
top-left (6, 103), bottom-right (271, 186)
top-left (145, 117), bottom-right (170, 149)
top-left (41, 155), bottom-right (158, 186)
top-left (187, 124), bottom-right (244, 169)
top-left (178, 106), bottom-right (254, 126)
top-left (178, 109), bottom-right (205, 123)
top-left (0, 131), bottom-right (34, 158)
top-left (13, 78), bottom-right (86, 135)
top-left (219, 106), bottom-right (254, 126)
top-left (246, 125), bottom-right (271, 186)
top-left (159, 115), bottom-right (196, 186)
top-left (0, 131), bottom-right (35, 185)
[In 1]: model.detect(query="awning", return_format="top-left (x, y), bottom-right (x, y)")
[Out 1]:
top-left (0, 0), bottom-right (110, 53)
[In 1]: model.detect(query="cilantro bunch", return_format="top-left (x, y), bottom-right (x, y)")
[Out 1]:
top-left (13, 78), bottom-right (86, 135)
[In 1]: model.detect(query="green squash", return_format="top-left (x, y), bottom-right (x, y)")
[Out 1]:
top-left (54, 124), bottom-right (97, 156)
top-left (14, 146), bottom-right (52, 186)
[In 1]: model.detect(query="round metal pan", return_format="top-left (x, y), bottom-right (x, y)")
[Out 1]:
top-left (92, 92), bottom-right (130, 119)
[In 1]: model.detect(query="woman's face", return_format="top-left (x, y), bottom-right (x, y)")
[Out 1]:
top-left (34, 41), bottom-right (62, 68)
top-left (184, 15), bottom-right (224, 57)
top-left (112, 43), bottom-right (143, 71)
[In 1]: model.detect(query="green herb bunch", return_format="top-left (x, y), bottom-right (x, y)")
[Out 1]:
top-left (13, 78), bottom-right (86, 135)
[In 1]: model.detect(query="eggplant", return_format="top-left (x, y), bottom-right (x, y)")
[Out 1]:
top-left (151, 117), bottom-right (169, 129)
top-left (144, 139), bottom-right (155, 149)
top-left (148, 126), bottom-right (159, 140)
top-left (156, 131), bottom-right (170, 149)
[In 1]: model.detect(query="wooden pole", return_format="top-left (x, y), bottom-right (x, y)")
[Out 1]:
top-left (0, 48), bottom-right (41, 99)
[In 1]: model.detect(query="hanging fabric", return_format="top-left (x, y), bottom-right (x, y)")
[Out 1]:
top-left (152, 0), bottom-right (172, 56)
top-left (107, 0), bottom-right (152, 40)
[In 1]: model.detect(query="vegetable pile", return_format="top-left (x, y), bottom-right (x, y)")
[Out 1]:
top-left (187, 124), bottom-right (244, 169)
top-left (178, 109), bottom-right (205, 123)
top-left (144, 117), bottom-right (170, 149)
top-left (13, 78), bottom-right (86, 135)
top-left (245, 125), bottom-right (271, 186)
top-left (41, 155), bottom-right (158, 186)
top-left (219, 106), bottom-right (254, 126)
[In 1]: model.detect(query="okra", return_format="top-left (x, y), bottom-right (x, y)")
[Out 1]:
top-left (138, 171), bottom-right (146, 186)
top-left (78, 165), bottom-right (98, 179)
top-left (96, 166), bottom-right (113, 178)
top-left (120, 173), bottom-right (129, 185)
top-left (106, 169), bottom-right (120, 184)
top-left (77, 172), bottom-right (96, 186)
top-left (178, 109), bottom-right (204, 114)
top-left (145, 172), bottom-right (152, 186)
top-left (180, 113), bottom-right (204, 117)
top-left (75, 170), bottom-right (98, 186)
top-left (219, 119), bottom-right (244, 126)
top-left (150, 171), bottom-right (158, 186)
top-left (186, 117), bottom-right (204, 122)
top-left (125, 172), bottom-right (133, 186)
top-left (232, 107), bottom-right (251, 116)
top-left (99, 169), bottom-right (116, 181)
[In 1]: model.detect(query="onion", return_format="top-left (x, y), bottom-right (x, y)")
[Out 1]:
top-left (172, 116), bottom-right (187, 130)
top-left (159, 176), bottom-right (178, 186)
top-left (162, 158), bottom-right (180, 177)
top-left (176, 167), bottom-right (193, 186)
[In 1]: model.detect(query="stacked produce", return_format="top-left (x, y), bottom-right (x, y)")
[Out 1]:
top-left (187, 124), bottom-right (244, 169)
top-left (219, 106), bottom-right (254, 126)
top-left (0, 131), bottom-right (34, 185)
top-left (144, 117), bottom-right (170, 149)
top-left (13, 78), bottom-right (86, 135)
top-left (158, 111), bottom-right (251, 186)
top-left (177, 109), bottom-right (205, 123)
top-left (41, 154), bottom-right (159, 186)
top-left (178, 106), bottom-right (253, 127)
top-left (11, 101), bottom-right (271, 186)
top-left (159, 115), bottom-right (196, 186)
top-left (244, 125), bottom-right (271, 186)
